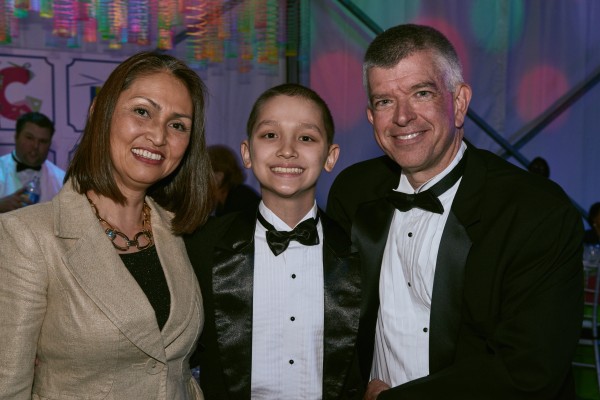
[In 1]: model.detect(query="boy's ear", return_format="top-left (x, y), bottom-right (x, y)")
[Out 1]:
top-left (240, 140), bottom-right (252, 169)
top-left (323, 144), bottom-right (340, 173)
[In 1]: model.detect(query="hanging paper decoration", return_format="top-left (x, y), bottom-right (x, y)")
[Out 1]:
top-left (264, 0), bottom-right (278, 66)
top-left (39, 0), bottom-right (53, 18)
top-left (109, 0), bottom-right (127, 48)
top-left (14, 0), bottom-right (31, 18)
top-left (96, 0), bottom-right (111, 40)
top-left (0, 0), bottom-right (11, 44)
top-left (0, 0), bottom-right (297, 74)
top-left (237, 0), bottom-right (254, 73)
top-left (208, 0), bottom-right (225, 63)
top-left (53, 0), bottom-right (77, 38)
top-left (128, 0), bottom-right (150, 45)
top-left (82, 0), bottom-right (97, 43)
top-left (223, 0), bottom-right (237, 62)
top-left (157, 0), bottom-right (176, 49)
top-left (253, 0), bottom-right (266, 64)
top-left (285, 0), bottom-right (298, 57)
top-left (185, 0), bottom-right (208, 66)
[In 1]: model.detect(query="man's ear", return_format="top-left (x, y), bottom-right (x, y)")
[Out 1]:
top-left (454, 83), bottom-right (472, 129)
top-left (240, 140), bottom-right (252, 169)
top-left (366, 106), bottom-right (374, 126)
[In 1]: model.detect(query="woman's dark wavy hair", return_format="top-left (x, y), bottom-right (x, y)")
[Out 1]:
top-left (66, 51), bottom-right (214, 234)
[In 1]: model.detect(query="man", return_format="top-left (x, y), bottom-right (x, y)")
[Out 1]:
top-left (327, 24), bottom-right (583, 399)
top-left (528, 156), bottom-right (550, 178)
top-left (0, 112), bottom-right (65, 212)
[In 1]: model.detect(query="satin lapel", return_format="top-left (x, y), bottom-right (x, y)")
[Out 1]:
top-left (352, 198), bottom-right (395, 378)
top-left (211, 210), bottom-right (256, 399)
top-left (57, 186), bottom-right (166, 362)
top-left (429, 211), bottom-right (470, 372)
top-left (147, 198), bottom-right (200, 349)
top-left (320, 211), bottom-right (361, 400)
top-left (429, 145), bottom-right (484, 372)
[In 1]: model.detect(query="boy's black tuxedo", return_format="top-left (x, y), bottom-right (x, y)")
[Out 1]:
top-left (185, 207), bottom-right (363, 399)
top-left (327, 145), bottom-right (583, 399)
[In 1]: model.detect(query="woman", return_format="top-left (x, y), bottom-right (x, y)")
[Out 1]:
top-left (0, 52), bottom-right (214, 399)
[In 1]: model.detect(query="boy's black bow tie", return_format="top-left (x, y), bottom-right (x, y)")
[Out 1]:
top-left (257, 212), bottom-right (320, 256)
top-left (387, 151), bottom-right (467, 214)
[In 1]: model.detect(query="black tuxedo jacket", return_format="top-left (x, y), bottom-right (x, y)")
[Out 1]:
top-left (327, 145), bottom-right (584, 399)
top-left (185, 207), bottom-right (364, 399)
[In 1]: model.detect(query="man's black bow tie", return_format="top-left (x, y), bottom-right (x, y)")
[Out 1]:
top-left (257, 212), bottom-right (320, 256)
top-left (13, 154), bottom-right (41, 172)
top-left (387, 151), bottom-right (467, 214)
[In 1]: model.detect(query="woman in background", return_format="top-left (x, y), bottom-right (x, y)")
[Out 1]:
top-left (0, 52), bottom-right (214, 399)
top-left (208, 144), bottom-right (260, 216)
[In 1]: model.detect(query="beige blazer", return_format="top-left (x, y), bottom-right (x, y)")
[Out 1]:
top-left (0, 181), bottom-right (204, 400)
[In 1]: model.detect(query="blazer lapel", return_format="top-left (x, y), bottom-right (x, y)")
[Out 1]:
top-left (147, 198), bottom-right (200, 349)
top-left (429, 145), bottom-right (484, 372)
top-left (56, 184), bottom-right (166, 362)
top-left (429, 211), bottom-right (470, 372)
top-left (211, 210), bottom-right (256, 399)
top-left (320, 211), bottom-right (361, 399)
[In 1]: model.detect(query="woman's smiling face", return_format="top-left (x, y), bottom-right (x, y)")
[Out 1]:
top-left (109, 71), bottom-right (193, 195)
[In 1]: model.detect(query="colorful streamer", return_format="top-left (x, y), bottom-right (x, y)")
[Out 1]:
top-left (0, 0), bottom-right (11, 44)
top-left (53, 0), bottom-right (77, 38)
top-left (1, 0), bottom-right (287, 74)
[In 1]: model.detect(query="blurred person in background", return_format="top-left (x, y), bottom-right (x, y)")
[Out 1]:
top-left (584, 202), bottom-right (600, 245)
top-left (208, 144), bottom-right (260, 216)
top-left (527, 156), bottom-right (550, 178)
top-left (0, 112), bottom-right (65, 212)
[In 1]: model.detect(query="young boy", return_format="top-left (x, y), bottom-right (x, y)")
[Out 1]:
top-left (185, 83), bottom-right (363, 399)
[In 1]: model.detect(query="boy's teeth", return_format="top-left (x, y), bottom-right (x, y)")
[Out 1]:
top-left (272, 167), bottom-right (303, 174)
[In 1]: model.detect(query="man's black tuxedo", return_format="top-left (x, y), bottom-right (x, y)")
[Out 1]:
top-left (327, 145), bottom-right (584, 399)
top-left (185, 207), bottom-right (364, 399)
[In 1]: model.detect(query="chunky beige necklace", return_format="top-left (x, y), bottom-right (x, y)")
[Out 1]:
top-left (86, 195), bottom-right (154, 251)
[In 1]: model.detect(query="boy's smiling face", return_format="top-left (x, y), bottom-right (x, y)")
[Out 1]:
top-left (241, 94), bottom-right (339, 212)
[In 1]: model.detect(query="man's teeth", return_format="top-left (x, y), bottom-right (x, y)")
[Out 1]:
top-left (398, 132), bottom-right (421, 140)
top-left (272, 167), bottom-right (303, 174)
top-left (132, 149), bottom-right (163, 160)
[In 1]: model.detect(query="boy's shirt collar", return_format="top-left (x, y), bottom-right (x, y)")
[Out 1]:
top-left (258, 201), bottom-right (318, 231)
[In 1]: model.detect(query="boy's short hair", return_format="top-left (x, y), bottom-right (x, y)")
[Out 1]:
top-left (246, 83), bottom-right (335, 145)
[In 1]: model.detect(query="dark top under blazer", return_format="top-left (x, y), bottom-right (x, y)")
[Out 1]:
top-left (327, 144), bottom-right (584, 400)
top-left (185, 206), bottom-right (364, 400)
